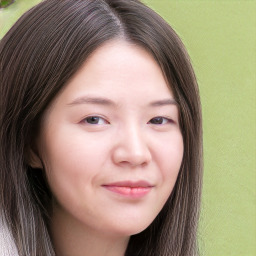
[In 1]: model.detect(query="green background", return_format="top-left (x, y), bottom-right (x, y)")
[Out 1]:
top-left (1, 1), bottom-right (255, 255)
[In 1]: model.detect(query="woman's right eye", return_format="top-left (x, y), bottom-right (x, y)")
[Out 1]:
top-left (83, 116), bottom-right (109, 125)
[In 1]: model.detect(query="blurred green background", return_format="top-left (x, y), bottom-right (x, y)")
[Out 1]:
top-left (1, 0), bottom-right (255, 255)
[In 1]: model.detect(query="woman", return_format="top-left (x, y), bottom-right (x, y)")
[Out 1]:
top-left (0, 0), bottom-right (203, 255)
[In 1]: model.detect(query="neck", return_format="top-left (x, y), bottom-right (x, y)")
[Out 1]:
top-left (50, 204), bottom-right (129, 256)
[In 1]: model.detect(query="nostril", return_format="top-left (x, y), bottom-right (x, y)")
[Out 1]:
top-left (112, 145), bottom-right (152, 167)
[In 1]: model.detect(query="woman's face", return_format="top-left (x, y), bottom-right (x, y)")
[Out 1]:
top-left (37, 40), bottom-right (183, 238)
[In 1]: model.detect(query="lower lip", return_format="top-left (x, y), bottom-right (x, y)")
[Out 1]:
top-left (103, 186), bottom-right (152, 198)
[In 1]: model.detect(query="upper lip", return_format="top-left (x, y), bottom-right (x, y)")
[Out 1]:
top-left (102, 180), bottom-right (154, 188)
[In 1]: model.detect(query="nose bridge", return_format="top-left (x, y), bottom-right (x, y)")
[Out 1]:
top-left (112, 121), bottom-right (151, 167)
top-left (126, 122), bottom-right (146, 152)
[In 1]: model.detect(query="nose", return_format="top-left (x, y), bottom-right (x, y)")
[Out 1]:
top-left (112, 125), bottom-right (152, 168)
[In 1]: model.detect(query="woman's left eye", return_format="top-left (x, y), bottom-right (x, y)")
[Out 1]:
top-left (148, 116), bottom-right (173, 125)
top-left (83, 116), bottom-right (108, 125)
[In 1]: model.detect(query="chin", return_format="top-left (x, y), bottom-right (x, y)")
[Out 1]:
top-left (113, 221), bottom-right (153, 237)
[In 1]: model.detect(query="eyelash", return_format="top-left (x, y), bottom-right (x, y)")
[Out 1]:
top-left (147, 116), bottom-right (174, 125)
top-left (83, 116), bottom-right (109, 125)
top-left (82, 116), bottom-right (174, 125)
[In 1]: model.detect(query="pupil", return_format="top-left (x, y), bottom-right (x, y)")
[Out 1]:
top-left (88, 116), bottom-right (99, 124)
top-left (152, 117), bottom-right (163, 124)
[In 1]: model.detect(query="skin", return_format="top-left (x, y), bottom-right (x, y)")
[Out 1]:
top-left (33, 40), bottom-right (184, 256)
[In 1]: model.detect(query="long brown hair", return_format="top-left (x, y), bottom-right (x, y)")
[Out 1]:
top-left (0, 0), bottom-right (203, 255)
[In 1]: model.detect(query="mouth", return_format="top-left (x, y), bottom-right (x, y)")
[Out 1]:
top-left (102, 180), bottom-right (154, 198)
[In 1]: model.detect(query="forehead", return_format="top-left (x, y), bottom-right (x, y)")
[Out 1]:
top-left (51, 39), bottom-right (174, 109)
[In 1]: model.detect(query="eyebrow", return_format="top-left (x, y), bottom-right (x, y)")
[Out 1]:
top-left (67, 96), bottom-right (116, 106)
top-left (149, 99), bottom-right (178, 107)
top-left (67, 96), bottom-right (178, 107)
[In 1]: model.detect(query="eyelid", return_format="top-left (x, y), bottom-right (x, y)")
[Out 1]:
top-left (148, 116), bottom-right (175, 125)
top-left (81, 115), bottom-right (110, 125)
top-left (79, 115), bottom-right (176, 126)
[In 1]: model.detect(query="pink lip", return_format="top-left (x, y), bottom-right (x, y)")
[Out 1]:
top-left (102, 180), bottom-right (153, 198)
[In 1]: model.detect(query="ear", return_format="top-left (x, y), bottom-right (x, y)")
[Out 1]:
top-left (26, 148), bottom-right (43, 169)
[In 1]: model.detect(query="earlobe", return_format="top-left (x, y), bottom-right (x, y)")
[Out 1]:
top-left (27, 148), bottom-right (43, 169)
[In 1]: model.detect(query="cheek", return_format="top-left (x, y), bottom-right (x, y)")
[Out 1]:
top-left (156, 132), bottom-right (184, 188)
top-left (39, 129), bottom-right (110, 190)
top-left (41, 125), bottom-right (104, 168)
top-left (39, 137), bottom-right (101, 214)
top-left (158, 131), bottom-right (183, 167)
